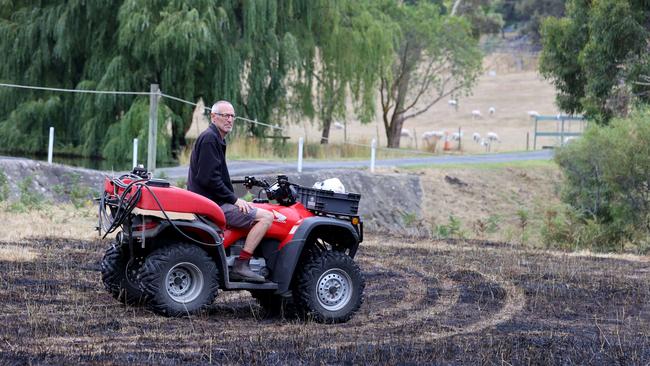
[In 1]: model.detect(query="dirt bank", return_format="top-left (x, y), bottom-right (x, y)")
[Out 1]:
top-left (0, 157), bottom-right (561, 241)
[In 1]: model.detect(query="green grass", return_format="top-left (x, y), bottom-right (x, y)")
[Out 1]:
top-left (401, 159), bottom-right (557, 171)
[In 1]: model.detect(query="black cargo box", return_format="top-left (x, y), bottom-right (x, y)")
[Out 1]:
top-left (296, 186), bottom-right (360, 216)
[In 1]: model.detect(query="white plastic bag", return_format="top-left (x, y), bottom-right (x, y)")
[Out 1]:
top-left (313, 178), bottom-right (346, 193)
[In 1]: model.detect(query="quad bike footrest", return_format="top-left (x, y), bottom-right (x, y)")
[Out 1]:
top-left (224, 281), bottom-right (279, 291)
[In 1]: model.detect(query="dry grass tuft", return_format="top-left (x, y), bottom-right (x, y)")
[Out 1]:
top-left (0, 244), bottom-right (37, 262)
top-left (0, 203), bottom-right (97, 242)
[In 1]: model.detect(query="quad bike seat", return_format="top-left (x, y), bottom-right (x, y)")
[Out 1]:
top-left (104, 177), bottom-right (227, 229)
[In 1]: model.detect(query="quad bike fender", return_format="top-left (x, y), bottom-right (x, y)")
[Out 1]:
top-left (147, 220), bottom-right (230, 284)
top-left (272, 216), bottom-right (360, 295)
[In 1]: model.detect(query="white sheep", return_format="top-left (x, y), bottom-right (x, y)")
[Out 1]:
top-left (400, 128), bottom-right (413, 139)
top-left (472, 132), bottom-right (481, 143)
top-left (448, 99), bottom-right (459, 111)
top-left (563, 136), bottom-right (578, 145)
top-left (486, 132), bottom-right (500, 143)
top-left (422, 130), bottom-right (445, 140)
top-left (488, 107), bottom-right (496, 116)
top-left (450, 131), bottom-right (463, 141)
top-left (333, 121), bottom-right (344, 130)
top-left (480, 138), bottom-right (490, 150)
top-left (528, 110), bottom-right (539, 118)
top-left (421, 130), bottom-right (444, 152)
top-left (471, 110), bottom-right (482, 119)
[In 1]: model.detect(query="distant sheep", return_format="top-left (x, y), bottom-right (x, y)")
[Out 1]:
top-left (450, 131), bottom-right (463, 141)
top-left (422, 130), bottom-right (445, 141)
top-left (488, 107), bottom-right (496, 116)
top-left (400, 128), bottom-right (413, 139)
top-left (448, 99), bottom-right (458, 107)
top-left (333, 121), bottom-right (344, 130)
top-left (479, 138), bottom-right (490, 151)
top-left (563, 136), bottom-right (578, 145)
top-left (486, 132), bottom-right (500, 142)
top-left (472, 132), bottom-right (481, 143)
top-left (421, 130), bottom-right (444, 152)
top-left (527, 110), bottom-right (539, 118)
top-left (471, 110), bottom-right (482, 119)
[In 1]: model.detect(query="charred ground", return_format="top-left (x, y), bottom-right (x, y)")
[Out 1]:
top-left (1, 236), bottom-right (648, 365)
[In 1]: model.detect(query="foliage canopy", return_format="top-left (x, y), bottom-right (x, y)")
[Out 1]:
top-left (378, 0), bottom-right (482, 148)
top-left (0, 1), bottom-right (310, 162)
top-left (539, 0), bottom-right (650, 123)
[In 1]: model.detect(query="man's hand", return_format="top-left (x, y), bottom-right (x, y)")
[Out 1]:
top-left (234, 198), bottom-right (251, 214)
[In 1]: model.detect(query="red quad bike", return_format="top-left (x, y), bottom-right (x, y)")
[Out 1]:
top-left (98, 166), bottom-right (365, 323)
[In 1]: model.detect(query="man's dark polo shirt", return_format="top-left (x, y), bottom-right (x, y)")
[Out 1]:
top-left (187, 123), bottom-right (237, 205)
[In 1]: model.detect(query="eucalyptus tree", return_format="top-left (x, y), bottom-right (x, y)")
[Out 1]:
top-left (539, 0), bottom-right (650, 123)
top-left (0, 1), bottom-right (308, 162)
top-left (378, 1), bottom-right (482, 148)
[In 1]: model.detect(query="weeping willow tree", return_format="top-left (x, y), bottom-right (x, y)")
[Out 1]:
top-left (0, 0), bottom-right (311, 163)
top-left (293, 0), bottom-right (395, 144)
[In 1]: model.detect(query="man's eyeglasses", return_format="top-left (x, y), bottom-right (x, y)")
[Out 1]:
top-left (215, 113), bottom-right (236, 119)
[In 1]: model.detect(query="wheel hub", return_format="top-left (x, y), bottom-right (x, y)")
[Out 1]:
top-left (125, 258), bottom-right (142, 286)
top-left (165, 262), bottom-right (204, 304)
top-left (317, 268), bottom-right (352, 311)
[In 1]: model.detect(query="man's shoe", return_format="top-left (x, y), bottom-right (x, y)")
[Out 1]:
top-left (232, 258), bottom-right (265, 283)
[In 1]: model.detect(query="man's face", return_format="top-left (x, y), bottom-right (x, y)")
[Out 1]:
top-left (211, 103), bottom-right (235, 137)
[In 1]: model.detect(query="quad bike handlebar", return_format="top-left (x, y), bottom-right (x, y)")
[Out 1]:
top-left (232, 175), bottom-right (298, 206)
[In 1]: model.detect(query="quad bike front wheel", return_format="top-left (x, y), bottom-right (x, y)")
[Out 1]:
top-left (138, 243), bottom-right (219, 317)
top-left (101, 241), bottom-right (146, 305)
top-left (294, 251), bottom-right (365, 323)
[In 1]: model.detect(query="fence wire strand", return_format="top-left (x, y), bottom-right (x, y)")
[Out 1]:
top-left (0, 82), bottom-right (440, 156)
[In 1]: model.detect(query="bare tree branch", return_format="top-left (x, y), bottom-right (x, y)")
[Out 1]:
top-left (451, 0), bottom-right (462, 16)
top-left (404, 77), bottom-right (461, 120)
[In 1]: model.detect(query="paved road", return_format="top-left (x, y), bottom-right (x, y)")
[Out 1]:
top-left (156, 149), bottom-right (554, 179)
top-left (1, 150), bottom-right (554, 179)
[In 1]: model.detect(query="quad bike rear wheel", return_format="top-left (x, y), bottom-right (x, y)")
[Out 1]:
top-left (138, 243), bottom-right (219, 317)
top-left (101, 242), bottom-right (146, 305)
top-left (293, 251), bottom-right (365, 323)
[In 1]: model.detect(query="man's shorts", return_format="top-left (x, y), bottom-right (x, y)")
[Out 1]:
top-left (220, 203), bottom-right (258, 229)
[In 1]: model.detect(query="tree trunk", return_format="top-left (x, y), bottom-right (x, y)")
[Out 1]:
top-left (320, 117), bottom-right (332, 144)
top-left (385, 61), bottom-right (411, 149)
top-left (386, 112), bottom-right (405, 148)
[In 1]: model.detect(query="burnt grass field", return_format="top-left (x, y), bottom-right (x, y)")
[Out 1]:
top-left (1, 236), bottom-right (649, 365)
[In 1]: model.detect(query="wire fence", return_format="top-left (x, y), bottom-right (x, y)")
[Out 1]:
top-left (0, 82), bottom-right (456, 170)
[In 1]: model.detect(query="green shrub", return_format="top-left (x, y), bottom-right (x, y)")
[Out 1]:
top-left (65, 173), bottom-right (93, 208)
top-left (434, 215), bottom-right (465, 239)
top-left (552, 107), bottom-right (650, 252)
top-left (9, 176), bottom-right (44, 211)
top-left (0, 168), bottom-right (8, 202)
top-left (402, 211), bottom-right (418, 227)
top-left (175, 178), bottom-right (187, 189)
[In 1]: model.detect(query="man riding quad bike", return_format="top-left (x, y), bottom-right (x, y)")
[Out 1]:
top-left (98, 168), bottom-right (365, 323)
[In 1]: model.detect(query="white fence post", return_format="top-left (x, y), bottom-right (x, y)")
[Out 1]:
top-left (147, 84), bottom-right (159, 174)
top-left (370, 138), bottom-right (376, 173)
top-left (297, 137), bottom-right (304, 173)
top-left (133, 138), bottom-right (138, 168)
top-left (47, 127), bottom-right (54, 164)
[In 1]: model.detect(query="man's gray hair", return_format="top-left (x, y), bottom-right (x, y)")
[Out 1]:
top-left (211, 100), bottom-right (231, 114)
